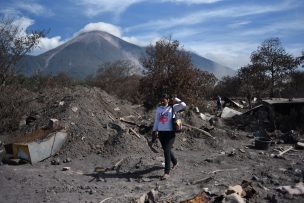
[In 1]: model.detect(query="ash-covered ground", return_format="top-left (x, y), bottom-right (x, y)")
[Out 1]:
top-left (0, 86), bottom-right (303, 203)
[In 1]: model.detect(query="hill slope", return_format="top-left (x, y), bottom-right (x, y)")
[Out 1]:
top-left (18, 31), bottom-right (235, 78)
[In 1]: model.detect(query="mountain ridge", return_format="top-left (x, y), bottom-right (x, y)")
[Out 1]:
top-left (18, 31), bottom-right (235, 79)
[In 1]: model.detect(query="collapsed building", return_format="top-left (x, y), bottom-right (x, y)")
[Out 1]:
top-left (228, 98), bottom-right (304, 133)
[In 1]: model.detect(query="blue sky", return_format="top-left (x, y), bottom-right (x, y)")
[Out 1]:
top-left (1, 0), bottom-right (303, 69)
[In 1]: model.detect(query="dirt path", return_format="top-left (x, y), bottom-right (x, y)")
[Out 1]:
top-left (1, 135), bottom-right (303, 202)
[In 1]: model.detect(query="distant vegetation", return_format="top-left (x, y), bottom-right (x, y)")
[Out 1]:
top-left (215, 38), bottom-right (304, 107)
top-left (86, 38), bottom-right (217, 108)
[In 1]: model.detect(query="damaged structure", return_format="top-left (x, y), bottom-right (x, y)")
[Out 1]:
top-left (229, 98), bottom-right (304, 133)
top-left (4, 120), bottom-right (67, 164)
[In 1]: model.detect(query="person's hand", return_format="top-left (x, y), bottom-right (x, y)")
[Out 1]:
top-left (151, 131), bottom-right (158, 143)
top-left (148, 132), bottom-right (159, 153)
top-left (148, 140), bottom-right (154, 148)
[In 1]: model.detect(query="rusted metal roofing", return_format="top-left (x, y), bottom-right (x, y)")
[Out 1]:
top-left (263, 98), bottom-right (304, 105)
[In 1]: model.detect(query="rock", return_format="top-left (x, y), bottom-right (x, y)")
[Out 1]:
top-left (59, 101), bottom-right (65, 106)
top-left (108, 122), bottom-right (126, 132)
top-left (72, 107), bottom-right (78, 112)
top-left (137, 193), bottom-right (147, 203)
top-left (224, 193), bottom-right (245, 203)
top-left (294, 169), bottom-right (302, 176)
top-left (51, 158), bottom-right (61, 165)
top-left (252, 175), bottom-right (260, 181)
top-left (147, 189), bottom-right (159, 202)
top-left (266, 194), bottom-right (278, 203)
top-left (62, 167), bottom-right (71, 171)
top-left (180, 192), bottom-right (210, 203)
top-left (277, 182), bottom-right (304, 195)
top-left (228, 149), bottom-right (236, 157)
top-left (239, 149), bottom-right (245, 153)
top-left (205, 158), bottom-right (214, 163)
top-left (296, 142), bottom-right (304, 149)
top-left (226, 185), bottom-right (246, 197)
top-left (142, 178), bottom-right (152, 182)
top-left (48, 119), bottom-right (60, 129)
top-left (246, 134), bottom-right (254, 138)
top-left (19, 116), bottom-right (27, 128)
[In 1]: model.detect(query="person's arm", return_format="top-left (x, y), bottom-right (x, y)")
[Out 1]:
top-left (152, 109), bottom-right (159, 132)
top-left (150, 110), bottom-right (159, 143)
top-left (173, 97), bottom-right (186, 112)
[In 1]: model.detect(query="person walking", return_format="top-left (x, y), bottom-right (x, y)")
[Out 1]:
top-left (150, 94), bottom-right (186, 180)
top-left (216, 95), bottom-right (222, 112)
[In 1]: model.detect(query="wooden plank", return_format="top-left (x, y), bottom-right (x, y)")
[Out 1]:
top-left (183, 123), bottom-right (215, 139)
top-left (129, 128), bottom-right (141, 138)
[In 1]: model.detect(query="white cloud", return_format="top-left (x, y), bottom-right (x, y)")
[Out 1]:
top-left (9, 17), bottom-right (34, 38)
top-left (75, 22), bottom-right (123, 38)
top-left (240, 19), bottom-right (304, 36)
top-left (32, 36), bottom-right (65, 55)
top-left (228, 21), bottom-right (251, 29)
top-left (0, 1), bottom-right (52, 17)
top-left (6, 17), bottom-right (64, 55)
top-left (187, 42), bottom-right (259, 69)
top-left (161, 0), bottom-right (222, 4)
top-left (15, 2), bottom-right (53, 16)
top-left (127, 2), bottom-right (296, 31)
top-left (76, 0), bottom-right (144, 17)
top-left (74, 22), bottom-right (154, 47)
top-left (75, 0), bottom-right (223, 17)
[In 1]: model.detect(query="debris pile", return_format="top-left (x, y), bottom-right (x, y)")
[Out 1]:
top-left (0, 87), bottom-right (303, 203)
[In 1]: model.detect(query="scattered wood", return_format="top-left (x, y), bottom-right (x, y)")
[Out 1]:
top-left (191, 176), bottom-right (213, 185)
top-left (183, 123), bottom-right (215, 139)
top-left (119, 117), bottom-right (138, 126)
top-left (278, 146), bottom-right (293, 157)
top-left (105, 112), bottom-right (115, 121)
top-left (99, 197), bottom-right (112, 203)
top-left (95, 158), bottom-right (124, 173)
top-left (113, 158), bottom-right (124, 170)
top-left (208, 168), bottom-right (238, 174)
top-left (129, 128), bottom-right (141, 138)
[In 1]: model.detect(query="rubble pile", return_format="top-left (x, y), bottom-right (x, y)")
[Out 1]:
top-left (0, 87), bottom-right (303, 203)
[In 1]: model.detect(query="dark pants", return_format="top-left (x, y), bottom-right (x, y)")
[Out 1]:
top-left (158, 131), bottom-right (177, 174)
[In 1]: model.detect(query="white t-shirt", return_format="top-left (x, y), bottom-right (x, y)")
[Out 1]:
top-left (152, 98), bottom-right (186, 131)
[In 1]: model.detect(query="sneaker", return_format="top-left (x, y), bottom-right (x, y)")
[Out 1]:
top-left (171, 163), bottom-right (178, 171)
top-left (160, 173), bottom-right (170, 180)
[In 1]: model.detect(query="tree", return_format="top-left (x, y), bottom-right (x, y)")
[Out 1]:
top-left (139, 37), bottom-right (213, 106)
top-left (281, 71), bottom-right (304, 98)
top-left (0, 17), bottom-right (46, 86)
top-left (214, 75), bottom-right (240, 98)
top-left (88, 60), bottom-right (141, 103)
top-left (194, 69), bottom-right (217, 99)
top-left (250, 38), bottom-right (300, 97)
top-left (237, 64), bottom-right (269, 107)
